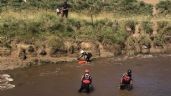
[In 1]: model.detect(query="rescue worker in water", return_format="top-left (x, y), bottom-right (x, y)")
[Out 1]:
top-left (120, 69), bottom-right (133, 90)
top-left (78, 69), bottom-right (92, 93)
top-left (77, 49), bottom-right (92, 62)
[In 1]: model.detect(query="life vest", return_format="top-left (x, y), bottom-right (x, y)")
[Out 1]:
top-left (78, 60), bottom-right (87, 64)
top-left (83, 80), bottom-right (90, 84)
top-left (123, 75), bottom-right (131, 81)
top-left (82, 74), bottom-right (91, 84)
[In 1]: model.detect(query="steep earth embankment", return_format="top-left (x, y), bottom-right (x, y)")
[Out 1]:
top-left (0, 0), bottom-right (171, 70)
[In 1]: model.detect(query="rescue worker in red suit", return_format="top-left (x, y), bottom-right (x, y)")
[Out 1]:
top-left (120, 69), bottom-right (133, 89)
top-left (78, 69), bottom-right (92, 93)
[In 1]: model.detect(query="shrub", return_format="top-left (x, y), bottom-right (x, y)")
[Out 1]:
top-left (0, 0), bottom-right (153, 15)
top-left (125, 20), bottom-right (136, 33)
top-left (47, 36), bottom-right (64, 49)
top-left (153, 34), bottom-right (165, 47)
top-left (95, 20), bottom-right (128, 45)
top-left (157, 21), bottom-right (168, 34)
top-left (157, 0), bottom-right (171, 15)
top-left (141, 21), bottom-right (153, 34)
top-left (139, 34), bottom-right (151, 48)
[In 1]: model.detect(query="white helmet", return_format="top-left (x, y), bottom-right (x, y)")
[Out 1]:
top-left (80, 49), bottom-right (84, 54)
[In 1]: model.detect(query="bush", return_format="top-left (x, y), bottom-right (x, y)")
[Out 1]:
top-left (125, 20), bottom-right (136, 33)
top-left (94, 20), bottom-right (128, 44)
top-left (141, 21), bottom-right (153, 34)
top-left (139, 34), bottom-right (151, 48)
top-left (47, 36), bottom-right (64, 49)
top-left (0, 0), bottom-right (153, 15)
top-left (113, 0), bottom-right (152, 15)
top-left (157, 0), bottom-right (171, 15)
top-left (47, 36), bottom-right (67, 56)
top-left (113, 29), bottom-right (128, 44)
top-left (153, 34), bottom-right (165, 47)
top-left (157, 21), bottom-right (168, 34)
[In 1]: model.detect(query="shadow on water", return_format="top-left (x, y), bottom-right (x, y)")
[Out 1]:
top-left (0, 55), bottom-right (171, 96)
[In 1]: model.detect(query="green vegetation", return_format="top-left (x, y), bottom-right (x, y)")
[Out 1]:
top-left (0, 0), bottom-right (153, 15)
top-left (0, 11), bottom-right (130, 44)
top-left (157, 0), bottom-right (171, 15)
top-left (0, 0), bottom-right (171, 50)
top-left (141, 21), bottom-right (153, 34)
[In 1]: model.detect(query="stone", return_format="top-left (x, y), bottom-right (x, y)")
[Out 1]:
top-left (27, 46), bottom-right (35, 53)
top-left (39, 49), bottom-right (47, 56)
top-left (19, 49), bottom-right (27, 60)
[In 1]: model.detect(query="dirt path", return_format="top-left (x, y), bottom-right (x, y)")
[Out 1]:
top-left (143, 0), bottom-right (159, 5)
top-left (70, 12), bottom-right (171, 22)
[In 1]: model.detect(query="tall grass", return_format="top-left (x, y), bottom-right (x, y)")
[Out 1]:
top-left (0, 0), bottom-right (153, 15)
top-left (157, 0), bottom-right (171, 15)
top-left (0, 9), bottom-right (170, 46)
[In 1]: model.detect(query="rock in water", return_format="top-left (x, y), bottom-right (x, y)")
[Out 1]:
top-left (0, 74), bottom-right (15, 90)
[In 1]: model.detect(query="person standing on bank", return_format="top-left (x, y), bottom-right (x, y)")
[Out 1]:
top-left (62, 1), bottom-right (69, 18)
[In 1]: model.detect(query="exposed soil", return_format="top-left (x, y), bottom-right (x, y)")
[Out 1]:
top-left (143, 0), bottom-right (159, 5)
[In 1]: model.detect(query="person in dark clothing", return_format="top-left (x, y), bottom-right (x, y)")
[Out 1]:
top-left (78, 69), bottom-right (92, 93)
top-left (78, 49), bottom-right (92, 62)
top-left (120, 69), bottom-right (133, 90)
top-left (62, 1), bottom-right (69, 18)
top-left (127, 69), bottom-right (132, 78)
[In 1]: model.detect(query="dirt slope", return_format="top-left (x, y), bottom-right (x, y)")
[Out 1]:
top-left (142, 0), bottom-right (159, 5)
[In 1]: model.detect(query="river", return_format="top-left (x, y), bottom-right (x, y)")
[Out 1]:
top-left (0, 55), bottom-right (171, 96)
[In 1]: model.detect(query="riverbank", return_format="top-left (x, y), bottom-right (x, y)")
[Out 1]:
top-left (0, 0), bottom-right (171, 71)
top-left (0, 53), bottom-right (171, 71)
top-left (0, 56), bottom-right (76, 70)
top-left (0, 13), bottom-right (171, 71)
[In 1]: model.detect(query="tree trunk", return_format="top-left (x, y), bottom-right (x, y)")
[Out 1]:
top-left (91, 13), bottom-right (94, 27)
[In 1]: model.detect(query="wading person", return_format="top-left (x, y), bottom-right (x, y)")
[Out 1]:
top-left (78, 69), bottom-right (92, 93)
top-left (120, 69), bottom-right (133, 90)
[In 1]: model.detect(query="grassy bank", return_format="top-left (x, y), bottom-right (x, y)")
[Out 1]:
top-left (0, 10), bottom-right (171, 44)
top-left (0, 0), bottom-right (171, 70)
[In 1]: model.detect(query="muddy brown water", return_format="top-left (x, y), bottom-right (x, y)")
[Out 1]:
top-left (0, 55), bottom-right (171, 96)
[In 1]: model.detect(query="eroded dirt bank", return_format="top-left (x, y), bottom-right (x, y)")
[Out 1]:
top-left (0, 55), bottom-right (171, 96)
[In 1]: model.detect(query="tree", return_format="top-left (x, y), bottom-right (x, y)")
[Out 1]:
top-left (86, 0), bottom-right (101, 26)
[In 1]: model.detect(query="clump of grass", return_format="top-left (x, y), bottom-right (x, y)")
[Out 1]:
top-left (157, 0), bottom-right (171, 15)
top-left (141, 21), bottom-right (153, 34)
top-left (125, 20), bottom-right (136, 33)
top-left (47, 36), bottom-right (64, 49)
top-left (0, 0), bottom-right (153, 16)
top-left (153, 34), bottom-right (165, 47)
top-left (139, 34), bottom-right (151, 48)
top-left (157, 21), bottom-right (171, 35)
